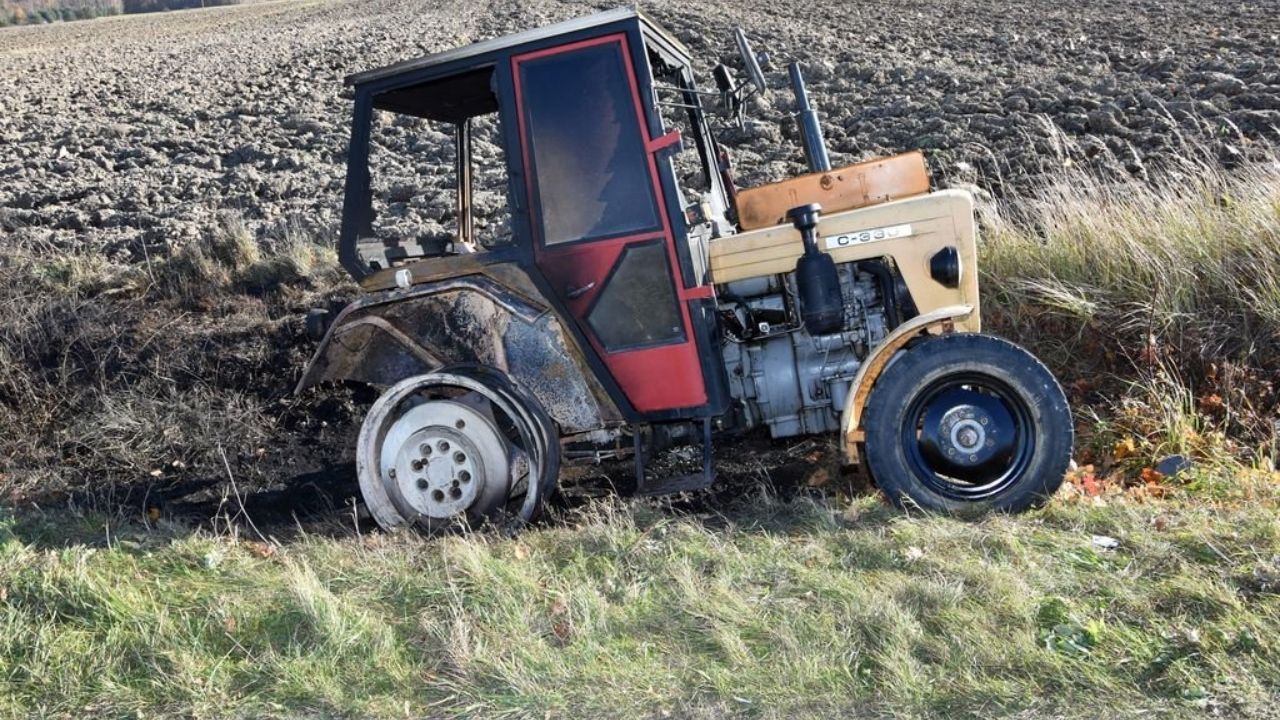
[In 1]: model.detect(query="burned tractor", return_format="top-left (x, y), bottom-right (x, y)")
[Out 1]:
top-left (297, 10), bottom-right (1073, 531)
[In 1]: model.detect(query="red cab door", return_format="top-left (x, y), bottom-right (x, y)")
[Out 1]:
top-left (512, 35), bottom-right (708, 414)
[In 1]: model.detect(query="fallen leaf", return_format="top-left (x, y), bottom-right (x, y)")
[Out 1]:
top-left (1198, 393), bottom-right (1225, 415)
top-left (0, 586), bottom-right (8, 603)
top-left (146, 507), bottom-right (162, 522)
top-left (148, 469), bottom-right (163, 478)
top-left (222, 615), bottom-right (237, 633)
top-left (904, 546), bottom-right (925, 561)
top-left (1139, 467), bottom-right (1164, 485)
top-left (513, 544), bottom-right (529, 560)
top-left (1153, 516), bottom-right (1169, 531)
top-left (244, 541), bottom-right (276, 559)
top-left (1113, 437), bottom-right (1138, 461)
top-left (806, 468), bottom-right (831, 488)
top-left (1079, 471), bottom-right (1103, 497)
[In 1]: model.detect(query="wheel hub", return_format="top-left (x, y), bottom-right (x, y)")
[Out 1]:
top-left (918, 388), bottom-right (1018, 483)
top-left (395, 427), bottom-right (482, 517)
top-left (379, 399), bottom-right (511, 521)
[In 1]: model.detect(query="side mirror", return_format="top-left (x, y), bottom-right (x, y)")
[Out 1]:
top-left (733, 28), bottom-right (767, 94)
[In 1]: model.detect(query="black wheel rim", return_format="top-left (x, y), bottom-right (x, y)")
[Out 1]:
top-left (900, 371), bottom-right (1036, 501)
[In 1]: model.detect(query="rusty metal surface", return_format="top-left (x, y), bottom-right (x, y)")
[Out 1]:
top-left (735, 151), bottom-right (930, 231)
top-left (297, 266), bottom-right (622, 435)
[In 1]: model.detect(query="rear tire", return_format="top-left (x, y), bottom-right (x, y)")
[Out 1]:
top-left (862, 333), bottom-right (1072, 513)
top-left (356, 368), bottom-right (559, 533)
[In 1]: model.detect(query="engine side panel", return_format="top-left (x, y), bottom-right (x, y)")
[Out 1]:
top-left (708, 189), bottom-right (980, 333)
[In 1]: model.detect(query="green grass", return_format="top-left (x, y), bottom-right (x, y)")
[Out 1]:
top-left (2, 489), bottom-right (1280, 719)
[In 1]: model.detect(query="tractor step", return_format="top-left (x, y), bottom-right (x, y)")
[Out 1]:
top-left (633, 417), bottom-right (716, 497)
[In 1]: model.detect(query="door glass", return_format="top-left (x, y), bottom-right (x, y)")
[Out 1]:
top-left (587, 241), bottom-right (684, 351)
top-left (520, 42), bottom-right (660, 245)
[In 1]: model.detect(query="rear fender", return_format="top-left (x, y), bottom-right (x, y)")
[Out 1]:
top-left (295, 271), bottom-right (622, 435)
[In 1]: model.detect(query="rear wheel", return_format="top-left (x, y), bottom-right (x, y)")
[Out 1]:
top-left (862, 333), bottom-right (1072, 513)
top-left (356, 368), bottom-right (559, 532)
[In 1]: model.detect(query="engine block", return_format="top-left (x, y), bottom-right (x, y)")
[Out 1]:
top-left (720, 262), bottom-right (890, 438)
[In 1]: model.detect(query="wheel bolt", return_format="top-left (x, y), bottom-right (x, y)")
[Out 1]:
top-left (420, 443), bottom-right (432, 457)
top-left (453, 451), bottom-right (466, 464)
top-left (411, 459), bottom-right (424, 471)
top-left (417, 478), bottom-right (429, 490)
top-left (449, 487), bottom-right (462, 499)
top-left (388, 469), bottom-right (397, 479)
top-left (431, 489), bottom-right (445, 502)
top-left (438, 440), bottom-right (450, 452)
top-left (459, 471), bottom-right (471, 483)
top-left (455, 419), bottom-right (466, 429)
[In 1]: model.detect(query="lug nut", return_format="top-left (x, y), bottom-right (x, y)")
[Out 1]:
top-left (459, 470), bottom-right (471, 483)
top-left (455, 419), bottom-right (466, 429)
top-left (453, 451), bottom-right (466, 464)
top-left (420, 443), bottom-right (432, 457)
top-left (438, 440), bottom-right (450, 452)
top-left (411, 459), bottom-right (424, 471)
top-left (417, 478), bottom-right (429, 490)
top-left (449, 487), bottom-right (462, 499)
top-left (431, 489), bottom-right (445, 502)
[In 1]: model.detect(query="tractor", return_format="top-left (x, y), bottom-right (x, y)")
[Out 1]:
top-left (297, 9), bottom-right (1074, 531)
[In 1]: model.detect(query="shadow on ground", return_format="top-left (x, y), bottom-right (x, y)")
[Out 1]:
top-left (3, 432), bottom-right (879, 549)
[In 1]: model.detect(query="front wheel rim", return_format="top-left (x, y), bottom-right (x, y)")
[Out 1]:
top-left (901, 371), bottom-right (1037, 501)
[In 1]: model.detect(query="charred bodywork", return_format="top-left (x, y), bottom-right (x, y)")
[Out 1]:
top-left (300, 9), bottom-right (1073, 530)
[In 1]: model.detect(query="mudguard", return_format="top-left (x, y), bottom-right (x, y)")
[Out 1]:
top-left (295, 266), bottom-right (622, 436)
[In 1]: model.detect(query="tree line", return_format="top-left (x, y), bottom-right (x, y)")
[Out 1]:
top-left (0, 0), bottom-right (241, 25)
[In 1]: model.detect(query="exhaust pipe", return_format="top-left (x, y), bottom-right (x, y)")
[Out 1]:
top-left (788, 62), bottom-right (831, 173)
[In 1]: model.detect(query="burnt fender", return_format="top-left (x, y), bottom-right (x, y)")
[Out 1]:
top-left (295, 271), bottom-right (622, 435)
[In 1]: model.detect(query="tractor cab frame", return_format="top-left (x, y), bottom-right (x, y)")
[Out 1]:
top-left (331, 9), bottom-right (732, 422)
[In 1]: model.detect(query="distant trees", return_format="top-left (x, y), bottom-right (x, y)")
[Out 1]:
top-left (0, 0), bottom-right (242, 25)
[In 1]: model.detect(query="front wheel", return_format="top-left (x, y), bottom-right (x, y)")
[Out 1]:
top-left (862, 333), bottom-right (1073, 513)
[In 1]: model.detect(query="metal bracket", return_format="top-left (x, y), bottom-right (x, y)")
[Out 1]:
top-left (633, 418), bottom-right (716, 496)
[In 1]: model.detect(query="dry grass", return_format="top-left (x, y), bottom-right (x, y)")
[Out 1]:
top-left (979, 160), bottom-right (1280, 495)
top-left (0, 213), bottom-right (346, 491)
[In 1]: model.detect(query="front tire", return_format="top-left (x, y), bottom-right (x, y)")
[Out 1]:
top-left (862, 333), bottom-right (1073, 513)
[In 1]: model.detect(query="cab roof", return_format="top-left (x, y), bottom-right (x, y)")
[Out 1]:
top-left (344, 8), bottom-right (692, 88)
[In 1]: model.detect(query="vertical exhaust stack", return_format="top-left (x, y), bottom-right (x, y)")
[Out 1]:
top-left (788, 62), bottom-right (831, 173)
